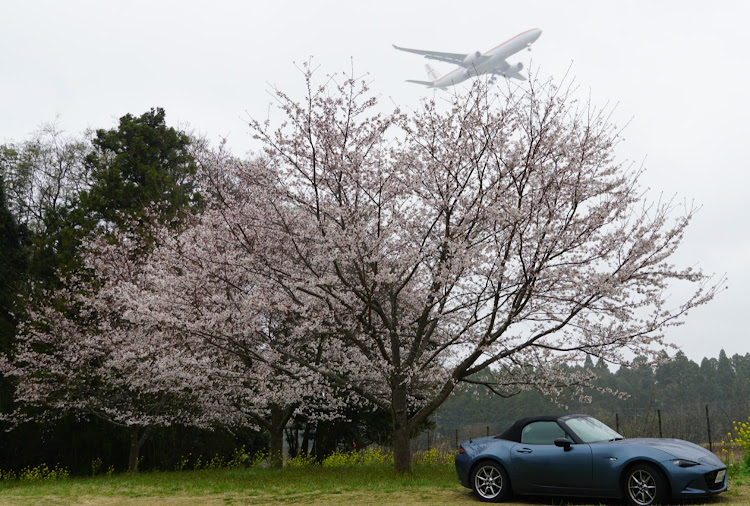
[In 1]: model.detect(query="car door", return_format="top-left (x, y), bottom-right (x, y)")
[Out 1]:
top-left (509, 421), bottom-right (593, 494)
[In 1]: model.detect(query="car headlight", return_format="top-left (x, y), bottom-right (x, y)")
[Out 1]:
top-left (670, 459), bottom-right (700, 468)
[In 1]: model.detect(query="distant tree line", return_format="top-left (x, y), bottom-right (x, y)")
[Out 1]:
top-left (436, 350), bottom-right (750, 444)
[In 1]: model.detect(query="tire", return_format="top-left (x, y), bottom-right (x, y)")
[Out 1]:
top-left (624, 463), bottom-right (669, 506)
top-left (470, 460), bottom-right (511, 503)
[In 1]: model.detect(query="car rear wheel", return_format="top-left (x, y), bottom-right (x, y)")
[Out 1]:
top-left (624, 463), bottom-right (668, 506)
top-left (470, 460), bottom-right (511, 502)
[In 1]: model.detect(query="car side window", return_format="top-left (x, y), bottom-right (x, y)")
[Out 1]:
top-left (520, 421), bottom-right (568, 445)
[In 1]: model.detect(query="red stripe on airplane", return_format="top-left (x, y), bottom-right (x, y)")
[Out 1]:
top-left (484, 28), bottom-right (537, 55)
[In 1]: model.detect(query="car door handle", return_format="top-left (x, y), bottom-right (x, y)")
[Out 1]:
top-left (516, 448), bottom-right (533, 454)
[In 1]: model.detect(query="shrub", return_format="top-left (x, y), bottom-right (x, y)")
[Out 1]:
top-left (226, 446), bottom-right (250, 469)
top-left (193, 455), bottom-right (203, 471)
top-left (91, 457), bottom-right (103, 476)
top-left (18, 464), bottom-right (69, 481)
top-left (205, 454), bottom-right (225, 470)
top-left (415, 447), bottom-right (456, 465)
top-left (286, 453), bottom-right (317, 468)
top-left (250, 449), bottom-right (269, 468)
top-left (358, 447), bottom-right (393, 465)
top-left (223, 446), bottom-right (267, 469)
top-left (174, 453), bottom-right (192, 472)
top-left (321, 449), bottom-right (355, 467)
top-left (728, 416), bottom-right (750, 469)
top-left (322, 447), bottom-right (393, 467)
top-left (0, 469), bottom-right (17, 481)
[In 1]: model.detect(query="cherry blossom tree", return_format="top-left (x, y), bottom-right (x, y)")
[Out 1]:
top-left (229, 71), bottom-right (718, 473)
top-left (0, 235), bottom-right (233, 472)
top-left (0, 113), bottom-right (211, 472)
top-left (99, 150), bottom-right (346, 468)
top-left (2, 149), bottom-right (343, 471)
top-left (0, 114), bottom-right (248, 472)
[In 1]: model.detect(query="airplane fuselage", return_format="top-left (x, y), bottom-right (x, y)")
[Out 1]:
top-left (427, 28), bottom-right (542, 88)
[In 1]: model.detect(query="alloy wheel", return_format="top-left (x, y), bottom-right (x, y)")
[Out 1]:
top-left (474, 464), bottom-right (503, 499)
top-left (627, 468), bottom-right (657, 505)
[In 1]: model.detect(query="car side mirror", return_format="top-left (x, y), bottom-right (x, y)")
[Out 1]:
top-left (554, 437), bottom-right (572, 451)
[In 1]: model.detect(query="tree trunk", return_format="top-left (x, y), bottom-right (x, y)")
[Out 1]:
top-left (268, 404), bottom-right (295, 468)
top-left (269, 426), bottom-right (284, 468)
top-left (301, 420), bottom-right (312, 457)
top-left (127, 427), bottom-right (145, 473)
top-left (392, 383), bottom-right (412, 474)
top-left (285, 427), bottom-right (299, 459)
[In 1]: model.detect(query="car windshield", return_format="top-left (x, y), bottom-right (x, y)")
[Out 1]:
top-left (566, 416), bottom-right (623, 443)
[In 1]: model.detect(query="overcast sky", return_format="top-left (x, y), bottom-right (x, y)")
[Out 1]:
top-left (2, 0), bottom-right (748, 363)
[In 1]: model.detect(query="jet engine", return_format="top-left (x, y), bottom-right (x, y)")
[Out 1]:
top-left (462, 51), bottom-right (482, 66)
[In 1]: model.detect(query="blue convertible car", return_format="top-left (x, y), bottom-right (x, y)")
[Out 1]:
top-left (455, 414), bottom-right (727, 505)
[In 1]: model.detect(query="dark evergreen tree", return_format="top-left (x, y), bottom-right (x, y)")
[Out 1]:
top-left (654, 351), bottom-right (699, 406)
top-left (80, 107), bottom-right (201, 233)
top-left (716, 349), bottom-right (735, 399)
top-left (699, 357), bottom-right (719, 401)
top-left (732, 353), bottom-right (750, 400)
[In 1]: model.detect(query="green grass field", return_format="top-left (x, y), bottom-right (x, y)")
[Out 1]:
top-left (0, 464), bottom-right (747, 505)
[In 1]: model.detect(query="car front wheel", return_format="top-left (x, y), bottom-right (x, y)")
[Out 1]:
top-left (470, 460), bottom-right (511, 502)
top-left (624, 463), bottom-right (668, 506)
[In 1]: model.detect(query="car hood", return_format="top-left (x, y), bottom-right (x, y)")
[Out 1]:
top-left (616, 438), bottom-right (719, 463)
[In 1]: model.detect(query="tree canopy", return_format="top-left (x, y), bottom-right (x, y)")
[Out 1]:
top-left (80, 107), bottom-right (201, 231)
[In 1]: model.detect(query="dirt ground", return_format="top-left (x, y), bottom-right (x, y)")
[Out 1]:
top-left (0, 482), bottom-right (746, 505)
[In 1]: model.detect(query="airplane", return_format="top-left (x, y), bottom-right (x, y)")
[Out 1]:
top-left (393, 28), bottom-right (542, 88)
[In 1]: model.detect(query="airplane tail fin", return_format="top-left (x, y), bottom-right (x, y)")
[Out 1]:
top-left (425, 64), bottom-right (439, 82)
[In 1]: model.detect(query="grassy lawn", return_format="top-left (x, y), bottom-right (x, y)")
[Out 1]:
top-left (0, 464), bottom-right (746, 505)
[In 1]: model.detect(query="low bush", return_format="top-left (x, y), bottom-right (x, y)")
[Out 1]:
top-left (318, 446), bottom-right (455, 467)
top-left (724, 416), bottom-right (750, 475)
top-left (1, 464), bottom-right (70, 482)
top-left (286, 453), bottom-right (317, 467)
top-left (173, 446), bottom-right (269, 472)
top-left (321, 447), bottom-right (393, 467)
top-left (415, 447), bottom-right (457, 465)
top-left (0, 446), bottom-right (457, 481)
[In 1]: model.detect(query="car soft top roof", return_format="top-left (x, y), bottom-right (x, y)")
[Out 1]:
top-left (496, 414), bottom-right (589, 442)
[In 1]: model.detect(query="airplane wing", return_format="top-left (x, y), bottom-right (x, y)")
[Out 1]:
top-left (392, 44), bottom-right (468, 65)
top-left (405, 79), bottom-right (435, 87)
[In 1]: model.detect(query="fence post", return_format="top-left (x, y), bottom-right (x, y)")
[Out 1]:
top-left (427, 431), bottom-right (431, 451)
top-left (658, 409), bottom-right (662, 438)
top-left (616, 413), bottom-right (620, 434)
top-left (486, 426), bottom-right (489, 437)
top-left (455, 429), bottom-right (459, 449)
top-left (705, 404), bottom-right (713, 452)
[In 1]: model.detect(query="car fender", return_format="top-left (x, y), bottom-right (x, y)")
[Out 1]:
top-left (590, 443), bottom-right (674, 494)
top-left (471, 441), bottom-right (515, 478)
